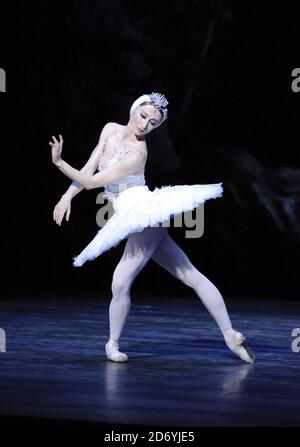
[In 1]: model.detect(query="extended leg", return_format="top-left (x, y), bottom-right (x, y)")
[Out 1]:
top-left (106, 225), bottom-right (167, 362)
top-left (151, 232), bottom-right (232, 331)
top-left (151, 233), bottom-right (254, 363)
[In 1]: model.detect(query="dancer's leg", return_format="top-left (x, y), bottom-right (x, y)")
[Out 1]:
top-left (151, 232), bottom-right (232, 332)
top-left (151, 233), bottom-right (254, 363)
top-left (106, 225), bottom-right (167, 361)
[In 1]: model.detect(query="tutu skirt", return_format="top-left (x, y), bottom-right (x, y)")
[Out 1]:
top-left (73, 183), bottom-right (223, 267)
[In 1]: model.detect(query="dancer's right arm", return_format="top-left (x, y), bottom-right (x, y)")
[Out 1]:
top-left (53, 122), bottom-right (115, 226)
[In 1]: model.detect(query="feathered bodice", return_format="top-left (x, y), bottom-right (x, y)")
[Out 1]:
top-left (98, 145), bottom-right (146, 198)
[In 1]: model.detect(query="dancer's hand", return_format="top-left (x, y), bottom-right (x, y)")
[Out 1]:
top-left (49, 134), bottom-right (63, 166)
top-left (53, 194), bottom-right (71, 226)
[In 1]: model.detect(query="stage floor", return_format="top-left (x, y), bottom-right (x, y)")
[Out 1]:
top-left (0, 294), bottom-right (299, 427)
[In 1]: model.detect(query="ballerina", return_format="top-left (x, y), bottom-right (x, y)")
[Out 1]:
top-left (50, 92), bottom-right (255, 364)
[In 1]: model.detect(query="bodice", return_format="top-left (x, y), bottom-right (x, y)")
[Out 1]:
top-left (98, 144), bottom-right (146, 198)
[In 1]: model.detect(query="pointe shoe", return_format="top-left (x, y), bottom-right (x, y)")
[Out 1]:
top-left (222, 328), bottom-right (255, 364)
top-left (105, 339), bottom-right (128, 362)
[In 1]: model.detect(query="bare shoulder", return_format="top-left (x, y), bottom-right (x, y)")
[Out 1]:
top-left (101, 122), bottom-right (119, 138)
top-left (96, 122), bottom-right (116, 148)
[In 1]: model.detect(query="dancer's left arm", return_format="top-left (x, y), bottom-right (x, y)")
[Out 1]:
top-left (50, 134), bottom-right (145, 190)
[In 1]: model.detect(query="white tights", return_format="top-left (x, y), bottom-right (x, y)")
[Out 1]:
top-left (109, 225), bottom-right (232, 341)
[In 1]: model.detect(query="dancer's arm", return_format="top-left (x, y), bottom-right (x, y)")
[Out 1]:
top-left (61, 122), bottom-right (115, 199)
top-left (52, 147), bottom-right (145, 190)
top-left (50, 134), bottom-right (145, 190)
top-left (52, 123), bottom-right (115, 225)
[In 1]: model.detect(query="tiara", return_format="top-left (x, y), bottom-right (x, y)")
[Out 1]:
top-left (148, 92), bottom-right (168, 122)
top-left (148, 92), bottom-right (169, 110)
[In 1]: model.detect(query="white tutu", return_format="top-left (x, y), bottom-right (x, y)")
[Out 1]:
top-left (72, 183), bottom-right (223, 267)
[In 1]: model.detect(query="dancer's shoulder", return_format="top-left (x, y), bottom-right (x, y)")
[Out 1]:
top-left (101, 122), bottom-right (119, 135)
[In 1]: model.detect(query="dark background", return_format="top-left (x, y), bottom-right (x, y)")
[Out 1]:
top-left (1, 0), bottom-right (300, 301)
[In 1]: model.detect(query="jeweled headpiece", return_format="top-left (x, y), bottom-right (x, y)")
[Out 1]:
top-left (130, 92), bottom-right (169, 127)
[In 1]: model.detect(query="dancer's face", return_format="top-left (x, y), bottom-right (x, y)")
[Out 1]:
top-left (131, 104), bottom-right (162, 136)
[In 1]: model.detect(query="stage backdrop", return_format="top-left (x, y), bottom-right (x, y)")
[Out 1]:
top-left (1, 0), bottom-right (300, 300)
